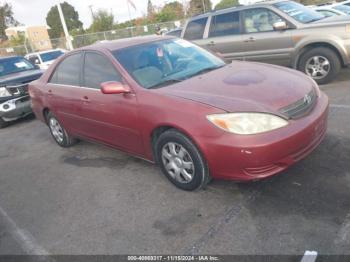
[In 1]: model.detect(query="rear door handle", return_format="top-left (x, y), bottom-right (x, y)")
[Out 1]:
top-left (244, 37), bottom-right (256, 43)
top-left (48, 89), bottom-right (53, 96)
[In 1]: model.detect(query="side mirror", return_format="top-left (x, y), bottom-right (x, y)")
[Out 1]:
top-left (34, 58), bottom-right (40, 64)
top-left (273, 21), bottom-right (288, 31)
top-left (100, 81), bottom-right (131, 94)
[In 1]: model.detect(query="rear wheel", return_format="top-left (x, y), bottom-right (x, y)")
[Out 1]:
top-left (298, 47), bottom-right (341, 85)
top-left (47, 112), bottom-right (77, 147)
top-left (155, 129), bottom-right (210, 191)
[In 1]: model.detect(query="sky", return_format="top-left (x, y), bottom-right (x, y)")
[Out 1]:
top-left (10, 0), bottom-right (222, 28)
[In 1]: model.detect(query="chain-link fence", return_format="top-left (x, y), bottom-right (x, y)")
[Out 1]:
top-left (0, 20), bottom-right (184, 57)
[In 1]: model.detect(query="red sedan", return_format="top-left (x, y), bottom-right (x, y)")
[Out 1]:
top-left (29, 36), bottom-right (329, 191)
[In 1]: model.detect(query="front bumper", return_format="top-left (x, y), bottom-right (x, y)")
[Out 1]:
top-left (0, 95), bottom-right (32, 121)
top-left (198, 92), bottom-right (329, 181)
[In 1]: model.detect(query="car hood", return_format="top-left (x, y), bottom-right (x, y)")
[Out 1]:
top-left (0, 69), bottom-right (43, 86)
top-left (159, 61), bottom-right (315, 114)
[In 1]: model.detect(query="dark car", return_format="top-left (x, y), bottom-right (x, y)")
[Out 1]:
top-left (165, 28), bottom-right (183, 37)
top-left (0, 56), bottom-right (43, 128)
top-left (29, 36), bottom-right (328, 191)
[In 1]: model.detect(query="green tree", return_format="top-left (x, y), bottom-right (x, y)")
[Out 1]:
top-left (89, 9), bottom-right (114, 32)
top-left (188, 0), bottom-right (212, 16)
top-left (0, 2), bottom-right (19, 40)
top-left (46, 2), bottom-right (83, 39)
top-left (156, 1), bottom-right (185, 22)
top-left (215, 0), bottom-right (239, 10)
top-left (9, 33), bottom-right (25, 46)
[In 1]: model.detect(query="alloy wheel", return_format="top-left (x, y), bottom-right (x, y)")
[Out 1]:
top-left (49, 118), bottom-right (64, 143)
top-left (305, 56), bottom-right (330, 80)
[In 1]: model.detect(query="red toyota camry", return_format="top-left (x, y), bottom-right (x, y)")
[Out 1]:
top-left (29, 36), bottom-right (328, 191)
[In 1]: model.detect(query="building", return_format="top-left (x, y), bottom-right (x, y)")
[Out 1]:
top-left (5, 25), bottom-right (52, 51)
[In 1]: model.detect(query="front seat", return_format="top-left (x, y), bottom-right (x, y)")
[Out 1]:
top-left (245, 18), bottom-right (258, 33)
top-left (258, 14), bottom-right (273, 32)
top-left (132, 51), bottom-right (162, 88)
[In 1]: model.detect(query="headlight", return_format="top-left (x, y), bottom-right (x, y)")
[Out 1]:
top-left (0, 87), bottom-right (11, 98)
top-left (207, 113), bottom-right (288, 135)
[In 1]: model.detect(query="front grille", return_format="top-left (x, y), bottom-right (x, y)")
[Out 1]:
top-left (280, 88), bottom-right (317, 119)
top-left (5, 83), bottom-right (28, 96)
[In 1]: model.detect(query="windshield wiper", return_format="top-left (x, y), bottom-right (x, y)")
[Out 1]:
top-left (187, 65), bottom-right (224, 79)
top-left (148, 78), bottom-right (183, 89)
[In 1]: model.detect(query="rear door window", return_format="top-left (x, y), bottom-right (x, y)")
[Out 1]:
top-left (49, 53), bottom-right (82, 86)
top-left (209, 11), bottom-right (241, 37)
top-left (183, 17), bottom-right (208, 40)
top-left (83, 52), bottom-right (122, 89)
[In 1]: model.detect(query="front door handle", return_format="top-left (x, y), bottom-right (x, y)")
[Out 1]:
top-left (81, 96), bottom-right (90, 102)
top-left (207, 41), bottom-right (215, 46)
top-left (244, 37), bottom-right (256, 43)
top-left (48, 89), bottom-right (53, 96)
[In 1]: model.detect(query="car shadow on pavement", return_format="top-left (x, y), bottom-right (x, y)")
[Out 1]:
top-left (201, 133), bottom-right (350, 254)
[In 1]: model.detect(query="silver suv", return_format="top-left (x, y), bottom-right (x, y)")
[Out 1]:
top-left (181, 0), bottom-right (350, 84)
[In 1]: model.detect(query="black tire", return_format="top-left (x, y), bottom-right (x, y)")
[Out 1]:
top-left (155, 129), bottom-right (210, 191)
top-left (0, 117), bottom-right (8, 129)
top-left (46, 112), bottom-right (77, 147)
top-left (297, 47), bottom-right (341, 85)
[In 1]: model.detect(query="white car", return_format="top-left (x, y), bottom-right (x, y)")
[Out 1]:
top-left (25, 49), bottom-right (66, 70)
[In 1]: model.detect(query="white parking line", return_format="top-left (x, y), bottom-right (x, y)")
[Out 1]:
top-left (0, 205), bottom-right (50, 255)
top-left (330, 104), bottom-right (350, 109)
top-left (300, 250), bottom-right (318, 262)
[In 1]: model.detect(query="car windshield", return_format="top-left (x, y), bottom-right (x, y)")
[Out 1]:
top-left (333, 5), bottom-right (350, 15)
top-left (40, 50), bottom-right (64, 62)
top-left (0, 57), bottom-right (35, 77)
top-left (113, 39), bottom-right (225, 89)
top-left (274, 1), bottom-right (325, 23)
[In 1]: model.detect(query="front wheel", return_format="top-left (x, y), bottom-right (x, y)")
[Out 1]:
top-left (155, 129), bottom-right (210, 191)
top-left (0, 117), bottom-right (8, 129)
top-left (47, 112), bottom-right (77, 147)
top-left (297, 47), bottom-right (341, 85)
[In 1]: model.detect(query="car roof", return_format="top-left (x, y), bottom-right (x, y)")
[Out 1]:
top-left (25, 49), bottom-right (64, 56)
top-left (188, 0), bottom-right (287, 20)
top-left (85, 35), bottom-right (175, 52)
top-left (169, 28), bottom-right (182, 31)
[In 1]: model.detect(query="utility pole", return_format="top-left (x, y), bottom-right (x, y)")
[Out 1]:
top-left (126, 0), bottom-right (134, 37)
top-left (202, 0), bottom-right (206, 13)
top-left (57, 1), bottom-right (73, 50)
top-left (88, 5), bottom-right (94, 20)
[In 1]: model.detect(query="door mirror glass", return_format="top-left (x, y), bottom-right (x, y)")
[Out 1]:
top-left (273, 21), bottom-right (288, 31)
top-left (100, 81), bottom-right (130, 94)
